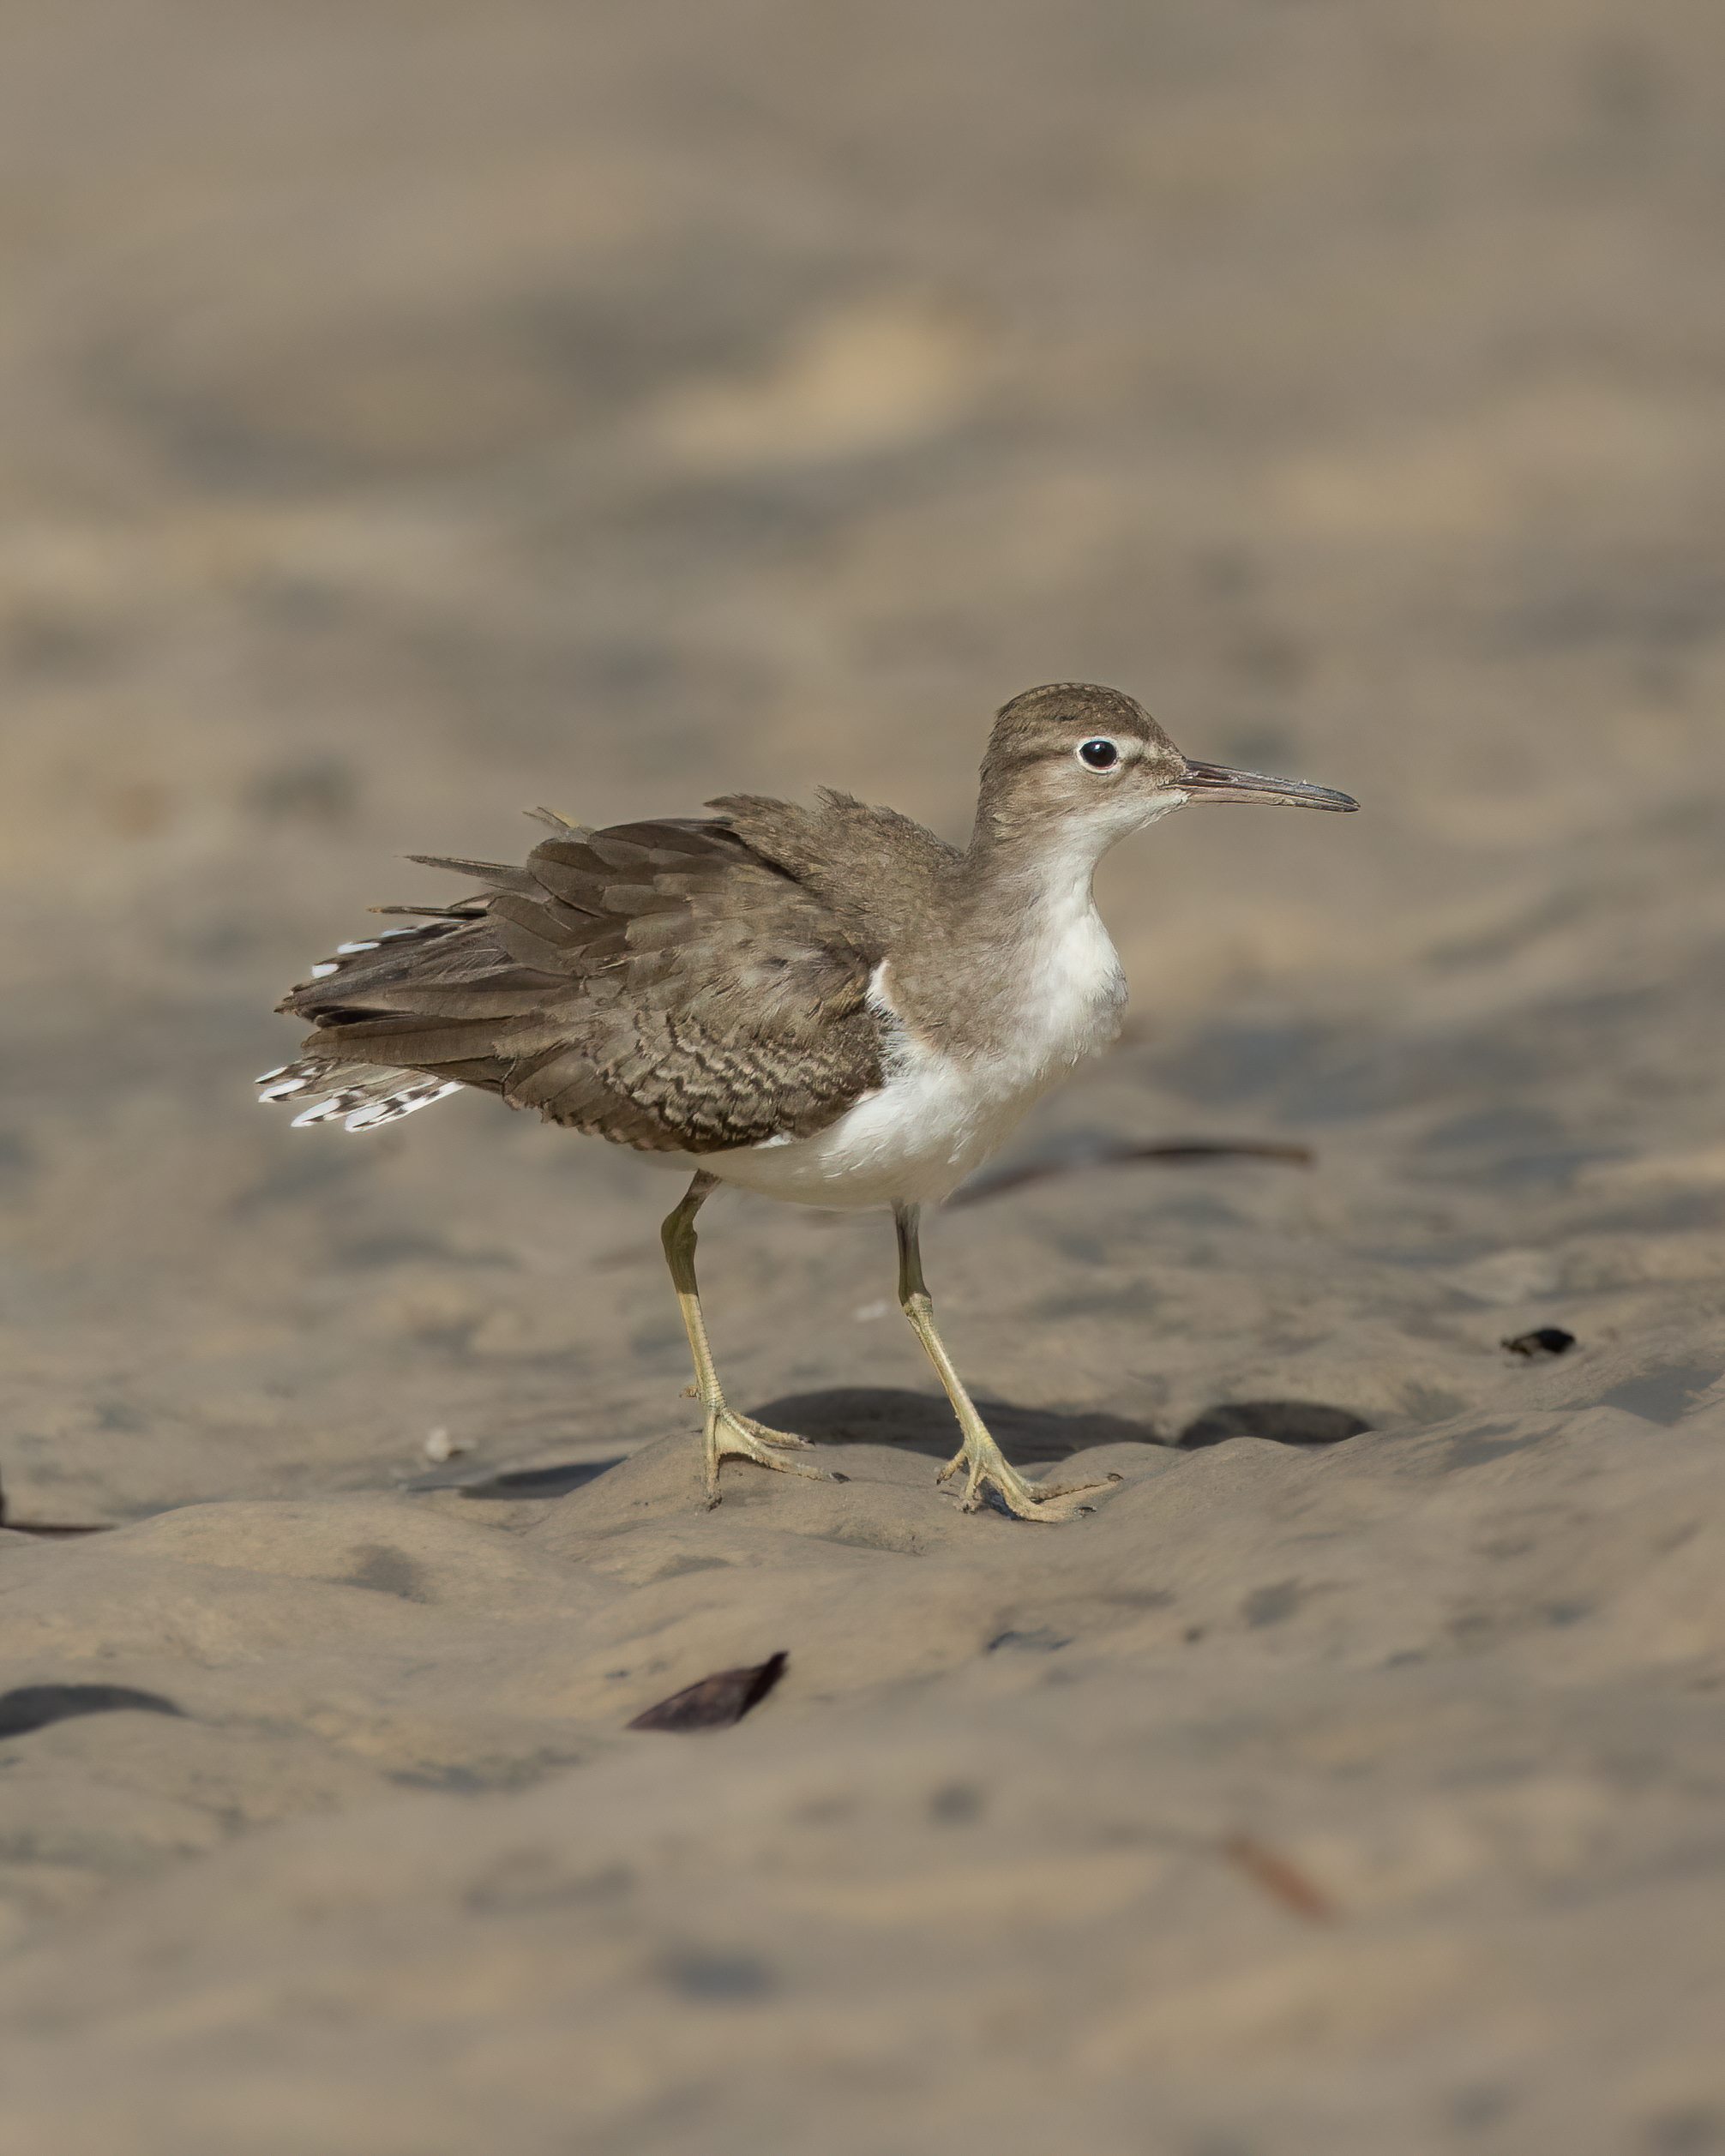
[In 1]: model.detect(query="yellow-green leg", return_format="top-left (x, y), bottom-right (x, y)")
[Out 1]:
top-left (662, 1172), bottom-right (826, 1507)
top-left (893, 1201), bottom-right (1110, 1522)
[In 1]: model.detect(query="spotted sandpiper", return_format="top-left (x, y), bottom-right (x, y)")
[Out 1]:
top-left (259, 683), bottom-right (1356, 1519)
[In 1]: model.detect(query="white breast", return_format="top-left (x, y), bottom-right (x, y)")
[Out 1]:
top-left (705, 864), bottom-right (1127, 1210)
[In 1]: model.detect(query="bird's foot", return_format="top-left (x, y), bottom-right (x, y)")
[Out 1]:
top-left (935, 1428), bottom-right (1117, 1522)
top-left (704, 1408), bottom-right (826, 1507)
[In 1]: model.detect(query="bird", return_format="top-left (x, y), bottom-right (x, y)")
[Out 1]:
top-left (258, 682), bottom-right (1357, 1521)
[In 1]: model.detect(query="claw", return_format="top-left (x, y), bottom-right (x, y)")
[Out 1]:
top-left (935, 1438), bottom-right (1115, 1522)
top-left (704, 1407), bottom-right (827, 1504)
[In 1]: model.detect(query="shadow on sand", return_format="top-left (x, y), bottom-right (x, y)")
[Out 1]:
top-left (743, 1385), bottom-right (1162, 1462)
top-left (409, 1392), bottom-right (1374, 1501)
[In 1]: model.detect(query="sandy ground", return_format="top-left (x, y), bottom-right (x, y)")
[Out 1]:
top-left (3, 2), bottom-right (1725, 2150)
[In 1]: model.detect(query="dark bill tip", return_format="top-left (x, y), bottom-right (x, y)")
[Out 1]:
top-left (1181, 760), bottom-right (1359, 813)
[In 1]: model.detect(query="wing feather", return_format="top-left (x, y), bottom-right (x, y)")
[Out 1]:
top-left (267, 811), bottom-right (890, 1151)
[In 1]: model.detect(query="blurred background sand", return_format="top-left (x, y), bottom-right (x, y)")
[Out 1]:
top-left (3, 3), bottom-right (1725, 2150)
top-left (5, 0), bottom-right (1725, 1517)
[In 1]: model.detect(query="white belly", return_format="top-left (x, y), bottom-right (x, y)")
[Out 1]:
top-left (702, 892), bottom-right (1127, 1210)
top-left (701, 1049), bottom-right (1053, 1209)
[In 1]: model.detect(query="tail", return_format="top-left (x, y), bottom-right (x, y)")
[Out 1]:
top-left (255, 1058), bottom-right (464, 1132)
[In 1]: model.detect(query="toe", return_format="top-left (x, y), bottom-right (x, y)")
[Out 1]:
top-left (708, 1413), bottom-right (826, 1484)
top-left (736, 1416), bottom-right (812, 1450)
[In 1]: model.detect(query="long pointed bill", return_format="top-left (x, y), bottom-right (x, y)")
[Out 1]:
top-left (1180, 760), bottom-right (1359, 812)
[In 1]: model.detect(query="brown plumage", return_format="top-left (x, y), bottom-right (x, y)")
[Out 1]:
top-left (260, 682), bottom-right (1357, 1520)
top-left (270, 798), bottom-right (943, 1151)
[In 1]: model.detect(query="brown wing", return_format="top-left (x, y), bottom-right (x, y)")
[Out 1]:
top-left (273, 814), bottom-right (885, 1153)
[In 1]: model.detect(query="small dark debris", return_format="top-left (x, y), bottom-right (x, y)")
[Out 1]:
top-left (829, 1472), bottom-right (850, 1483)
top-left (1503, 1327), bottom-right (1577, 1358)
top-left (929, 1781), bottom-right (983, 1823)
top-left (0, 1684), bottom-right (185, 1739)
top-left (626, 1649), bottom-right (787, 1733)
top-left (988, 1627), bottom-right (1072, 1653)
top-left (1178, 1401), bottom-right (1372, 1449)
top-left (1220, 1832), bottom-right (1336, 1923)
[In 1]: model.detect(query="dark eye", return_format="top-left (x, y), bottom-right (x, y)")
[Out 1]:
top-left (1077, 738), bottom-right (1119, 771)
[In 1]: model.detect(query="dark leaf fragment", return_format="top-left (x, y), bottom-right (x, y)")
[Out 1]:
top-left (0, 1685), bottom-right (184, 1739)
top-left (627, 1651), bottom-right (788, 1733)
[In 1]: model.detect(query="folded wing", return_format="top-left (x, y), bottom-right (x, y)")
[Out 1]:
top-left (267, 814), bottom-right (886, 1153)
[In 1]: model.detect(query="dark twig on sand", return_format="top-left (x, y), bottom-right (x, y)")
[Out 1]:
top-left (1220, 1831), bottom-right (1337, 1923)
top-left (946, 1138), bottom-right (1314, 1208)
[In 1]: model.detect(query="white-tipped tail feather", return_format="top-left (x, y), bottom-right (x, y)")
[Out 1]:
top-left (256, 1057), bottom-right (463, 1132)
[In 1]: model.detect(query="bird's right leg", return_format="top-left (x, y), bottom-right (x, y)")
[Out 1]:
top-left (893, 1201), bottom-right (1110, 1522)
top-left (661, 1171), bottom-right (826, 1506)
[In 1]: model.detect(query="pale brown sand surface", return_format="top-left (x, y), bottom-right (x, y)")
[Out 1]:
top-left (3, 3), bottom-right (1725, 2150)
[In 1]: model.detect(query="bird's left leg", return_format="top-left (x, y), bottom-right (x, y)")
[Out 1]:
top-left (661, 1172), bottom-right (826, 1506)
top-left (893, 1201), bottom-right (1112, 1522)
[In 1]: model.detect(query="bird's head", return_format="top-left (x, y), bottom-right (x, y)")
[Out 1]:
top-left (975, 682), bottom-right (1357, 856)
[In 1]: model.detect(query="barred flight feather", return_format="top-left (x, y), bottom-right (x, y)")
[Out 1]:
top-left (256, 1057), bottom-right (465, 1132)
